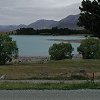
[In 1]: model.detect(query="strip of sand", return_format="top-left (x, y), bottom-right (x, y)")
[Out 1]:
top-left (47, 39), bottom-right (83, 43)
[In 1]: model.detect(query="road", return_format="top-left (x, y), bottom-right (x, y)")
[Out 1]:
top-left (0, 90), bottom-right (100, 100)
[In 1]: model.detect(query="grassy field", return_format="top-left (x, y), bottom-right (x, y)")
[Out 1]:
top-left (0, 59), bottom-right (100, 80)
top-left (0, 82), bottom-right (100, 90)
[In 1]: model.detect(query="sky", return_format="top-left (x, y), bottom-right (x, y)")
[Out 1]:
top-left (0, 0), bottom-right (83, 25)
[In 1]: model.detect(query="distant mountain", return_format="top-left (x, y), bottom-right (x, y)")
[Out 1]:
top-left (27, 14), bottom-right (81, 30)
top-left (17, 24), bottom-right (27, 29)
top-left (56, 14), bottom-right (80, 29)
top-left (28, 19), bottom-right (58, 29)
top-left (0, 14), bottom-right (83, 32)
top-left (0, 25), bottom-right (18, 32)
top-left (0, 24), bottom-right (27, 32)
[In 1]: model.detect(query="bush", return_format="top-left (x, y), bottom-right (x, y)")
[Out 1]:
top-left (0, 35), bottom-right (18, 65)
top-left (77, 38), bottom-right (100, 59)
top-left (49, 43), bottom-right (74, 60)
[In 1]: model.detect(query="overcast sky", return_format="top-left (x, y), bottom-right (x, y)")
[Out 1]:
top-left (0, 0), bottom-right (83, 25)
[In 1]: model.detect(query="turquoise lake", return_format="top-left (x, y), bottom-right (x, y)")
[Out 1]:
top-left (11, 35), bottom-right (85, 57)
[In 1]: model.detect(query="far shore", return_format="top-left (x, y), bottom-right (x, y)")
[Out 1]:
top-left (47, 39), bottom-right (83, 43)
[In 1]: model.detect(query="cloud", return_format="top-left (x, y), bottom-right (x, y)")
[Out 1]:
top-left (0, 0), bottom-right (82, 25)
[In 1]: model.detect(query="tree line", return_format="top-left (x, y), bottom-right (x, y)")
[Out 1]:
top-left (78, 0), bottom-right (100, 38)
top-left (14, 27), bottom-right (89, 35)
top-left (49, 38), bottom-right (100, 60)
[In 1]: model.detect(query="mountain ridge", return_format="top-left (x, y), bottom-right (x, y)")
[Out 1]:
top-left (28, 19), bottom-right (58, 29)
top-left (0, 14), bottom-right (82, 32)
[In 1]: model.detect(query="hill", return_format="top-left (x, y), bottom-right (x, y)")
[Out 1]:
top-left (0, 14), bottom-right (83, 32)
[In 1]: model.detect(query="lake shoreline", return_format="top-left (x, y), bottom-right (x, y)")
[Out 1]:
top-left (12, 56), bottom-right (50, 63)
top-left (47, 39), bottom-right (83, 43)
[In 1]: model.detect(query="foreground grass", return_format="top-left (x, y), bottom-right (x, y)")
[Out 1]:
top-left (0, 82), bottom-right (100, 90)
top-left (0, 59), bottom-right (100, 80)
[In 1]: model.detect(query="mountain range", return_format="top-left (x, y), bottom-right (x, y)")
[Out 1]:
top-left (0, 14), bottom-right (82, 32)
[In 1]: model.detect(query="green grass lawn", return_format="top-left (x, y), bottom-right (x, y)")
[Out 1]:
top-left (0, 59), bottom-right (100, 80)
top-left (0, 82), bottom-right (100, 90)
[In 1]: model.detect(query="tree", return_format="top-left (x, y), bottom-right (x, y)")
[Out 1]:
top-left (77, 38), bottom-right (100, 59)
top-left (49, 43), bottom-right (74, 60)
top-left (0, 35), bottom-right (18, 65)
top-left (78, 0), bottom-right (100, 38)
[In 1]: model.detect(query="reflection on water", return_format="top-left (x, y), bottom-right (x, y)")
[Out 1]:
top-left (11, 35), bottom-right (84, 57)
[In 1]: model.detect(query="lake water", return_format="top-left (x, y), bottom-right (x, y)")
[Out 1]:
top-left (11, 35), bottom-right (84, 57)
